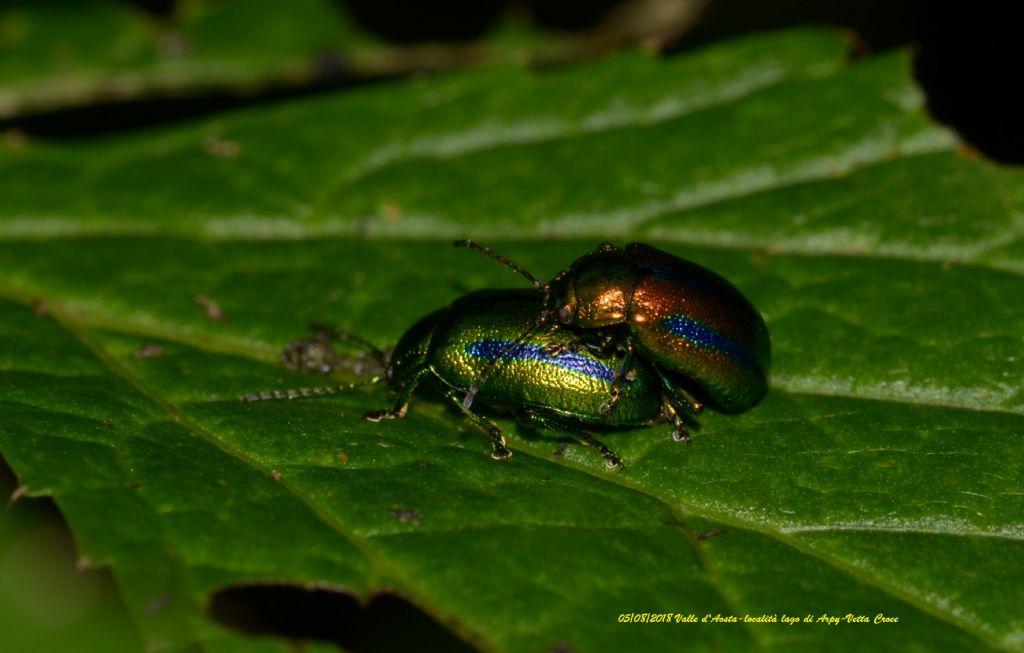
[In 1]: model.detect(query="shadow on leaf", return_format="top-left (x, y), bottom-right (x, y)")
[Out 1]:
top-left (208, 585), bottom-right (478, 652)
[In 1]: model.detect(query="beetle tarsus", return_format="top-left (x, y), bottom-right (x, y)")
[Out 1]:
top-left (483, 429), bottom-right (507, 460)
top-left (600, 389), bottom-right (622, 416)
top-left (577, 432), bottom-right (622, 470)
top-left (672, 424), bottom-right (692, 444)
top-left (490, 429), bottom-right (512, 460)
top-left (363, 406), bottom-right (406, 422)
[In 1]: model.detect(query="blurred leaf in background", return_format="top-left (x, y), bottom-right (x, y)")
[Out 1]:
top-left (0, 0), bottom-right (702, 123)
top-left (0, 463), bottom-right (143, 653)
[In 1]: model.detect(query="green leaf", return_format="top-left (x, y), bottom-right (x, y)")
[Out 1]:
top-left (1, 28), bottom-right (1022, 653)
top-left (0, 0), bottom-right (370, 118)
top-left (0, 0), bottom-right (699, 120)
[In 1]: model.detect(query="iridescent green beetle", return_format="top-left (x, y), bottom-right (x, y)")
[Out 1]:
top-left (458, 241), bottom-right (771, 425)
top-left (244, 289), bottom-right (695, 467)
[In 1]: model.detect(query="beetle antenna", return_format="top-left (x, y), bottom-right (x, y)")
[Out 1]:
top-left (240, 376), bottom-right (384, 403)
top-left (454, 240), bottom-right (546, 290)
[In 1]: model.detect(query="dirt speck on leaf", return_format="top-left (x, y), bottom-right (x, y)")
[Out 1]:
top-left (195, 294), bottom-right (226, 321)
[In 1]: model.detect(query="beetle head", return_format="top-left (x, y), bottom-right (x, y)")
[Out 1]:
top-left (548, 247), bottom-right (634, 328)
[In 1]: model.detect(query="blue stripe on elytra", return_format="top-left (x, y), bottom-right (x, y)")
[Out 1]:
top-left (466, 340), bottom-right (615, 383)
top-left (662, 315), bottom-right (761, 372)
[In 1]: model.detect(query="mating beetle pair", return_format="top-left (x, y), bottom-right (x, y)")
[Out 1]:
top-left (457, 241), bottom-right (771, 414)
top-left (244, 242), bottom-right (771, 467)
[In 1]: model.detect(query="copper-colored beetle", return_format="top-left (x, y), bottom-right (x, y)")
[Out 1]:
top-left (458, 241), bottom-right (771, 429)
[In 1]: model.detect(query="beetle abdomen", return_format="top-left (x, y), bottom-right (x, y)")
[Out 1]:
top-left (626, 244), bottom-right (771, 411)
top-left (454, 337), bottom-right (662, 424)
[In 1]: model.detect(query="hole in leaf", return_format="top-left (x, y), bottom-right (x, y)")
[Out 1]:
top-left (208, 585), bottom-right (477, 652)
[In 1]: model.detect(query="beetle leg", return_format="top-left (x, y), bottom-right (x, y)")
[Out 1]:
top-left (363, 366), bottom-right (426, 422)
top-left (544, 335), bottom-right (614, 360)
top-left (440, 391), bottom-right (511, 460)
top-left (673, 386), bottom-right (704, 416)
top-left (600, 381), bottom-right (622, 416)
top-left (542, 331), bottom-right (602, 358)
top-left (461, 318), bottom-right (547, 410)
top-left (651, 367), bottom-right (701, 443)
top-left (516, 409), bottom-right (622, 469)
top-left (541, 328), bottom-right (619, 359)
top-left (653, 367), bottom-right (703, 418)
top-left (576, 431), bottom-right (623, 469)
top-left (661, 399), bottom-right (692, 444)
top-left (541, 340), bottom-right (582, 357)
top-left (600, 342), bottom-right (635, 417)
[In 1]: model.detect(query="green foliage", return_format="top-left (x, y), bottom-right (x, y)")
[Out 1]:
top-left (0, 0), bottom-right (373, 119)
top-left (1, 28), bottom-right (1022, 653)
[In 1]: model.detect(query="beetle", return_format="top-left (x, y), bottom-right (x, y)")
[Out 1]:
top-left (243, 289), bottom-right (697, 467)
top-left (456, 241), bottom-right (771, 421)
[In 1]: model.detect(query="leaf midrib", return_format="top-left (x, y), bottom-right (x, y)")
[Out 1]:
top-left (48, 303), bottom-right (506, 653)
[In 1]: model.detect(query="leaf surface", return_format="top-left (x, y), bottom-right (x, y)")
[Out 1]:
top-left (1, 28), bottom-right (1022, 653)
